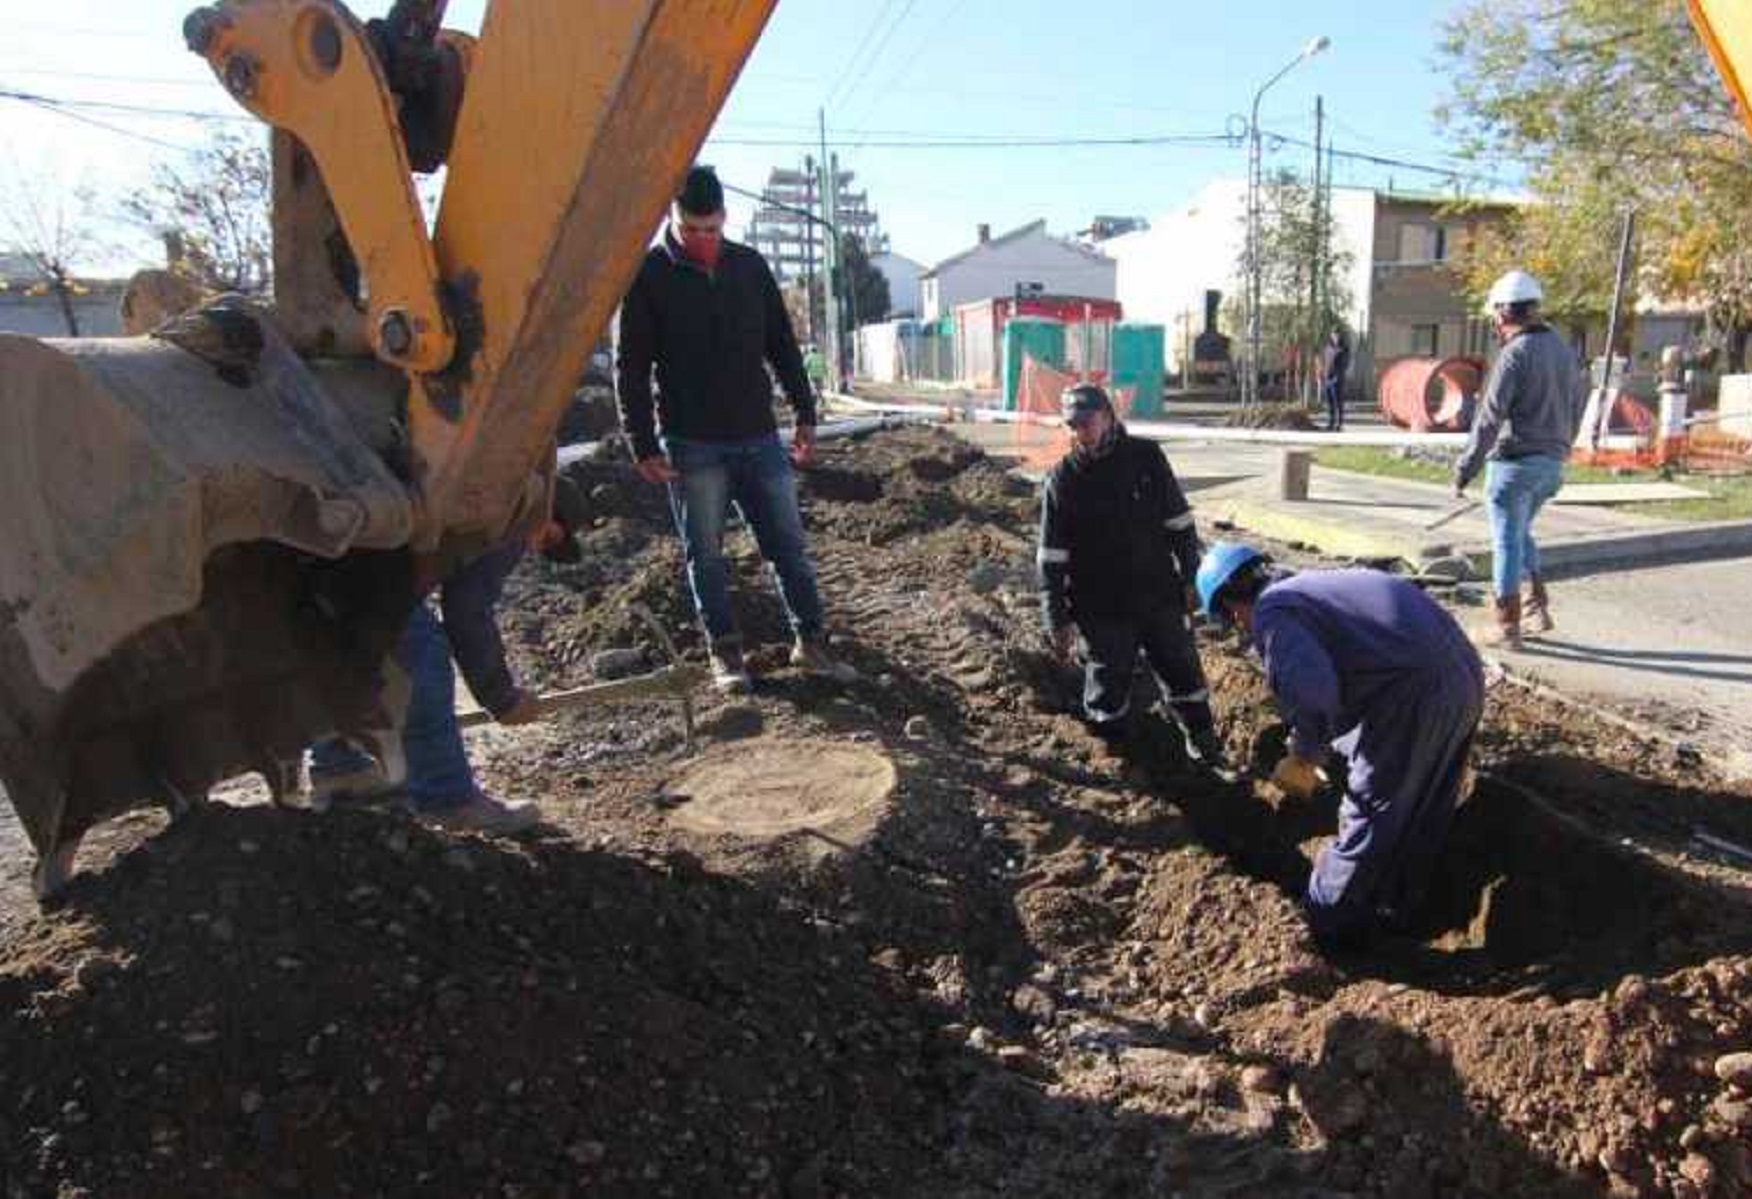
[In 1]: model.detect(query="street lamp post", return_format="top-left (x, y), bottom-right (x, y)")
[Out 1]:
top-left (1243, 34), bottom-right (1329, 409)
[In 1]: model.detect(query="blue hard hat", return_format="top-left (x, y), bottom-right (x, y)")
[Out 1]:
top-left (1196, 541), bottom-right (1266, 615)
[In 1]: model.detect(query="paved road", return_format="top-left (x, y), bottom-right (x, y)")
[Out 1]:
top-left (1496, 557), bottom-right (1752, 771)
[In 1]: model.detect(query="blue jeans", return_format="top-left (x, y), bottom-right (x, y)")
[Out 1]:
top-left (1485, 455), bottom-right (1564, 599)
top-left (1322, 375), bottom-right (1345, 430)
top-left (310, 602), bottom-right (476, 812)
top-left (664, 434), bottom-right (825, 643)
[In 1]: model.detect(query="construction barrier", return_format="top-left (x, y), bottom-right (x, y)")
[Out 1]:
top-left (1010, 353), bottom-right (1136, 472)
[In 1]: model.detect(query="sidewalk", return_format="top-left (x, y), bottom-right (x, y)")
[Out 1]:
top-left (1198, 465), bottom-right (1752, 575)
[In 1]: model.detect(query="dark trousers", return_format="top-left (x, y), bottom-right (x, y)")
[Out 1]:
top-left (1306, 646), bottom-right (1485, 942)
top-left (1322, 375), bottom-right (1346, 431)
top-left (1078, 606), bottom-right (1214, 733)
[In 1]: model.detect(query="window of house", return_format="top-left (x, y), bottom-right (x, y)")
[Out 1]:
top-left (1396, 223), bottom-right (1447, 263)
top-left (1411, 323), bottom-right (1440, 356)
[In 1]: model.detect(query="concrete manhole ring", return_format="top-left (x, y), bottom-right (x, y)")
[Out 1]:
top-left (663, 737), bottom-right (897, 842)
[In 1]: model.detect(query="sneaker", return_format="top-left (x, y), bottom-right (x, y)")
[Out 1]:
top-left (791, 633), bottom-right (859, 683)
top-left (707, 640), bottom-right (753, 694)
top-left (418, 792), bottom-right (541, 834)
top-left (307, 762), bottom-right (394, 812)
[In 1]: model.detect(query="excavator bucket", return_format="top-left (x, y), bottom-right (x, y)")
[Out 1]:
top-left (0, 0), bottom-right (778, 896)
top-left (0, 319), bottom-right (416, 890)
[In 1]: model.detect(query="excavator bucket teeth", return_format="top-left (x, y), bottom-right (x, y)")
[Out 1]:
top-left (0, 325), bottom-right (416, 865)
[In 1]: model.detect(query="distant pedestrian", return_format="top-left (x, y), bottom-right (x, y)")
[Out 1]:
top-left (1320, 328), bottom-right (1350, 432)
top-left (1453, 270), bottom-right (1587, 648)
top-left (1196, 544), bottom-right (1485, 947)
top-left (1037, 384), bottom-right (1228, 771)
top-left (616, 165), bottom-right (855, 693)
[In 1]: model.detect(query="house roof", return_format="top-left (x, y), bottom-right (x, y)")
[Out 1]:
top-left (921, 219), bottom-right (1110, 278)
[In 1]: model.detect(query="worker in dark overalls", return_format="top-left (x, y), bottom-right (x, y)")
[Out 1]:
top-left (1197, 543), bottom-right (1485, 945)
top-left (1037, 384), bottom-right (1226, 769)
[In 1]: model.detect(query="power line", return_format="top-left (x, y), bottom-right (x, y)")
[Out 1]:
top-left (825, 0), bottom-right (901, 111)
top-left (0, 92), bottom-right (196, 153)
top-left (833, 0), bottom-right (918, 118)
top-left (843, 0), bottom-right (971, 140)
top-left (0, 87), bottom-right (246, 124)
top-left (0, 65), bottom-right (216, 90)
top-left (712, 131), bottom-right (1241, 150)
top-left (1262, 129), bottom-right (1520, 190)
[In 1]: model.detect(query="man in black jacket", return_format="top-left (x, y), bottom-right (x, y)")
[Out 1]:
top-left (1037, 385), bottom-right (1226, 768)
top-left (616, 166), bottom-right (853, 692)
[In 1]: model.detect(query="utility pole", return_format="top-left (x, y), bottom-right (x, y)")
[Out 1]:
top-left (1306, 94), bottom-right (1324, 405)
top-left (1243, 36), bottom-right (1330, 410)
top-left (818, 108), bottom-right (843, 392)
top-left (1596, 208), bottom-right (1638, 450)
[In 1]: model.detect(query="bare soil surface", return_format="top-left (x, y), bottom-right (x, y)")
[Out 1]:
top-left (4, 425), bottom-right (1752, 1197)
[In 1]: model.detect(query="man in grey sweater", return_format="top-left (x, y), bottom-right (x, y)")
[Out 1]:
top-left (1453, 270), bottom-right (1586, 648)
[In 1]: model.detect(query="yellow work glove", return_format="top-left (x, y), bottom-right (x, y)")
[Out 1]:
top-left (1271, 753), bottom-right (1326, 799)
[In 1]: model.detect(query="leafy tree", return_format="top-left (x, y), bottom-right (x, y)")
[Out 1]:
top-left (122, 130), bottom-right (272, 294)
top-left (1233, 168), bottom-right (1354, 399)
top-left (809, 231), bottom-right (890, 337)
top-left (1439, 0), bottom-right (1752, 364)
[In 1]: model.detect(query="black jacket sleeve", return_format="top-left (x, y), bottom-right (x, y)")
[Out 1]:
top-left (615, 264), bottom-right (663, 461)
top-left (440, 540), bottom-right (526, 717)
top-left (1037, 469), bottom-right (1072, 631)
top-left (1153, 447), bottom-right (1202, 584)
top-left (761, 258), bottom-right (817, 425)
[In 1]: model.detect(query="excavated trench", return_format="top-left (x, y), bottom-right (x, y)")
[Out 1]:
top-left (1116, 684), bottom-right (1752, 999)
top-left (5, 426), bottom-right (1752, 1197)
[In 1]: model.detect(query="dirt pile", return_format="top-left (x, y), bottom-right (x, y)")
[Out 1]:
top-left (4, 424), bottom-right (1752, 1196)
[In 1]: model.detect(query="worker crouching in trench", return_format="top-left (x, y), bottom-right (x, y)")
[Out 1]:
top-left (1196, 544), bottom-right (1486, 948)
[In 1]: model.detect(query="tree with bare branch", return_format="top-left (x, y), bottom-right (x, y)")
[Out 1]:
top-left (0, 170), bottom-right (103, 337)
top-left (121, 130), bottom-right (272, 295)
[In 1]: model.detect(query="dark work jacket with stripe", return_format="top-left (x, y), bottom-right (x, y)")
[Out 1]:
top-left (1037, 429), bottom-right (1200, 630)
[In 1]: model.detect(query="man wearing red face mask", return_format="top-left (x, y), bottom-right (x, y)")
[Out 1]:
top-left (616, 165), bottom-right (855, 692)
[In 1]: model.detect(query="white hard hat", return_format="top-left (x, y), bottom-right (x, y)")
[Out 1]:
top-left (1486, 270), bottom-right (1544, 311)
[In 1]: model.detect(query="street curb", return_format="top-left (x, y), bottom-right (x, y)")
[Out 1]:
top-left (1208, 488), bottom-right (1752, 575)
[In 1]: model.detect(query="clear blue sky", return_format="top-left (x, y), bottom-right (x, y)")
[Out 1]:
top-left (0, 1), bottom-right (1486, 270)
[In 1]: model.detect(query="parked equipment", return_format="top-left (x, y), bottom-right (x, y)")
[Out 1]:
top-left (0, 0), bottom-right (775, 897)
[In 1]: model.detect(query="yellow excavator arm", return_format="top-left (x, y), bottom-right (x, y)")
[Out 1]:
top-left (1689, 0), bottom-right (1752, 137)
top-left (0, 0), bottom-right (775, 895)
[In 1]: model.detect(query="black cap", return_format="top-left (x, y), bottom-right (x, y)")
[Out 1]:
top-left (541, 476), bottom-right (587, 564)
top-left (677, 165), bottom-right (725, 216)
top-left (1060, 384), bottom-right (1112, 424)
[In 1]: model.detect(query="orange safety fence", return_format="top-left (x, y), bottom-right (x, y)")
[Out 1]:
top-left (1011, 353), bottom-right (1136, 473)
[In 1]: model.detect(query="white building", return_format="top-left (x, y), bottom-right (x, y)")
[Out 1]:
top-left (870, 251), bottom-right (926, 319)
top-left (919, 220), bottom-right (1116, 321)
top-left (1103, 180), bottom-right (1376, 378)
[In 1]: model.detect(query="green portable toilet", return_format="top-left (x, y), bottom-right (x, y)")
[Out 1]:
top-left (1112, 323), bottom-right (1166, 418)
top-left (1002, 318), bottom-right (1067, 411)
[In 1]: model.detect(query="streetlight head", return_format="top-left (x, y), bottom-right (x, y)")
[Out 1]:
top-left (1302, 35), bottom-right (1331, 59)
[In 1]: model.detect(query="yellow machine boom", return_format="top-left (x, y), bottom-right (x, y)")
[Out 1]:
top-left (0, 0), bottom-right (776, 895)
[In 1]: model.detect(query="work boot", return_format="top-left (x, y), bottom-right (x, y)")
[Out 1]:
top-left (1524, 575), bottom-right (1554, 635)
top-left (791, 632), bottom-right (859, 683)
top-left (1183, 725), bottom-right (1238, 781)
top-left (707, 637), bottom-right (753, 694)
top-left (418, 792), bottom-right (541, 834)
top-left (1483, 594), bottom-right (1523, 650)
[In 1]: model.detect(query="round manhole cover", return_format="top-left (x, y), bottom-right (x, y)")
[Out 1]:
top-left (664, 738), bottom-right (897, 842)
